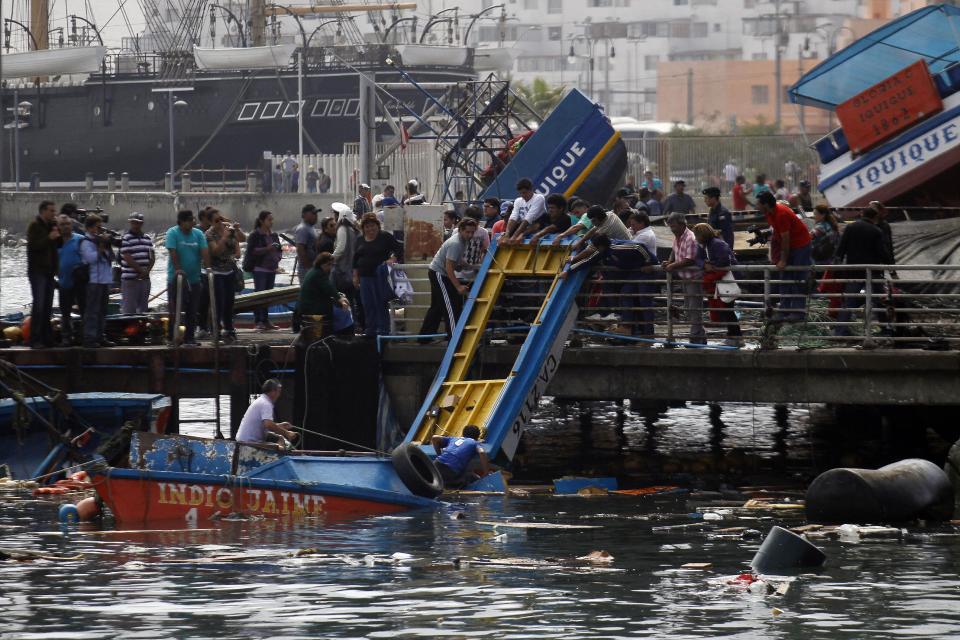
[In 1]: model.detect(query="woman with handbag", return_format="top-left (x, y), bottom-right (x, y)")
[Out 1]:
top-left (352, 214), bottom-right (404, 337)
top-left (298, 252), bottom-right (351, 338)
top-left (206, 211), bottom-right (245, 343)
top-left (693, 223), bottom-right (743, 347)
top-left (244, 210), bottom-right (282, 331)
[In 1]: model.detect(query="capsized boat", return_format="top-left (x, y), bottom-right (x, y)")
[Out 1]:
top-left (790, 4), bottom-right (960, 209)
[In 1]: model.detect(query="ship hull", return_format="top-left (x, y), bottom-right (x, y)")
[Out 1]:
top-left (1, 66), bottom-right (472, 185)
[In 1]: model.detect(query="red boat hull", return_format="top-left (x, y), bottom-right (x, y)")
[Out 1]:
top-left (94, 475), bottom-right (411, 525)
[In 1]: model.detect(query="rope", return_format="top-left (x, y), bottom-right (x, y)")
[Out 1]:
top-left (296, 425), bottom-right (388, 457)
top-left (27, 457), bottom-right (105, 483)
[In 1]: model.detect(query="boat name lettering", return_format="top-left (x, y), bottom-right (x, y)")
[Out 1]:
top-left (536, 142), bottom-right (587, 194)
top-left (156, 483), bottom-right (325, 516)
top-left (851, 121), bottom-right (960, 192)
top-left (508, 353), bottom-right (559, 439)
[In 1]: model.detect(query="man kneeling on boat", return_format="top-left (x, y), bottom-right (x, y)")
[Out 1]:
top-left (236, 379), bottom-right (299, 449)
top-left (430, 425), bottom-right (491, 488)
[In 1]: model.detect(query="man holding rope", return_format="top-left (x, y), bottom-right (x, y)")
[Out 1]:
top-left (236, 379), bottom-right (299, 449)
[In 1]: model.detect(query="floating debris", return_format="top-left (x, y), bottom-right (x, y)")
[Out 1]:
top-left (577, 550), bottom-right (614, 563)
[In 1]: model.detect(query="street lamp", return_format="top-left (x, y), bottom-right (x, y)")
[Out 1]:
top-left (7, 97), bottom-right (32, 191)
top-left (168, 95), bottom-right (187, 190)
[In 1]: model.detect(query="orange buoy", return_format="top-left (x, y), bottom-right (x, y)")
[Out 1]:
top-left (20, 316), bottom-right (31, 343)
top-left (75, 497), bottom-right (100, 522)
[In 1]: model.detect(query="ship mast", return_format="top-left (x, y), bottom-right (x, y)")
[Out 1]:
top-left (30, 0), bottom-right (49, 50)
top-left (250, 0), bottom-right (266, 47)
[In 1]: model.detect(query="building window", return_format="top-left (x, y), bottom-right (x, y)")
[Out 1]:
top-left (523, 0), bottom-right (538, 9)
top-left (693, 22), bottom-right (708, 37)
top-left (547, 26), bottom-right (562, 41)
top-left (588, 0), bottom-right (613, 6)
top-left (670, 23), bottom-right (691, 38)
top-left (674, 0), bottom-right (688, 4)
top-left (644, 54), bottom-right (659, 70)
top-left (714, 23), bottom-right (721, 32)
top-left (751, 85), bottom-right (769, 105)
top-left (548, 0), bottom-right (562, 12)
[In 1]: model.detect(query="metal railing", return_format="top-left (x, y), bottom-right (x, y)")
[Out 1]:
top-left (384, 262), bottom-right (960, 350)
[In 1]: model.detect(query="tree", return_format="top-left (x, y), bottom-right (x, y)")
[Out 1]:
top-left (514, 78), bottom-right (566, 118)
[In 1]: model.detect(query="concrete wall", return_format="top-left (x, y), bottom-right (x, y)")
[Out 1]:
top-left (0, 191), bottom-right (346, 233)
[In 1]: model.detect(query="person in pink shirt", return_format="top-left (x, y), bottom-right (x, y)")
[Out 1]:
top-left (661, 212), bottom-right (705, 344)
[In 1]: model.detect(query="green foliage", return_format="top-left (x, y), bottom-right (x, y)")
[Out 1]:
top-left (514, 78), bottom-right (566, 117)
top-left (737, 116), bottom-right (780, 136)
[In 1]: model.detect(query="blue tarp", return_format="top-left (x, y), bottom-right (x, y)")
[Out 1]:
top-left (788, 4), bottom-right (960, 110)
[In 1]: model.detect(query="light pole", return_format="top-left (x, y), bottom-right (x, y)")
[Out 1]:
top-left (168, 94), bottom-right (187, 189)
top-left (9, 93), bottom-right (32, 192)
top-left (568, 33), bottom-right (614, 105)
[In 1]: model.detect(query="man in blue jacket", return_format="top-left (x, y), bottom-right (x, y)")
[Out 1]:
top-left (430, 425), bottom-right (491, 488)
top-left (80, 214), bottom-right (117, 348)
top-left (57, 214), bottom-right (85, 346)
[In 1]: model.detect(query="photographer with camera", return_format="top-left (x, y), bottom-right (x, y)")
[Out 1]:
top-left (80, 214), bottom-right (117, 348)
top-left (206, 211), bottom-right (245, 342)
top-left (119, 212), bottom-right (155, 314)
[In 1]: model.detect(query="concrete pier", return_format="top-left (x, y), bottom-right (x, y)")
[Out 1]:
top-left (0, 191), bottom-right (343, 232)
top-left (2, 343), bottom-right (957, 432)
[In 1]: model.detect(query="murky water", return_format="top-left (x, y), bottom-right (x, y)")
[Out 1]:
top-left (4, 236), bottom-right (960, 638)
top-left (3, 486), bottom-right (960, 639)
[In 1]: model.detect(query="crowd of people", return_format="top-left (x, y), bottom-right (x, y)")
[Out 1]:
top-left (24, 170), bottom-right (895, 350)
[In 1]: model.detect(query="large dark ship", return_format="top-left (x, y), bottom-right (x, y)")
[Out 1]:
top-left (0, 0), bottom-right (486, 187)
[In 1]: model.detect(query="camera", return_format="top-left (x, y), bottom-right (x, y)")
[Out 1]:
top-left (746, 224), bottom-right (772, 247)
top-left (62, 203), bottom-right (109, 224)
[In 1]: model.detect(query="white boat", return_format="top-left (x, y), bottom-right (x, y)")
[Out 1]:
top-left (473, 48), bottom-right (513, 72)
top-left (0, 46), bottom-right (107, 79)
top-left (193, 44), bottom-right (297, 70)
top-left (397, 45), bottom-right (469, 67)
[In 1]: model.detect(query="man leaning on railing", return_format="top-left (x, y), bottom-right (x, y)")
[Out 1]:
top-left (832, 204), bottom-right (894, 338)
top-left (756, 191), bottom-right (813, 324)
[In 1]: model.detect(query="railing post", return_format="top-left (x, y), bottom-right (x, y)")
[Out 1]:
top-left (763, 267), bottom-right (771, 314)
top-left (665, 270), bottom-right (674, 344)
top-left (863, 268), bottom-right (874, 346)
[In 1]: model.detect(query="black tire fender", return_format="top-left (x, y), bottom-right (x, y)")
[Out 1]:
top-left (391, 443), bottom-right (444, 499)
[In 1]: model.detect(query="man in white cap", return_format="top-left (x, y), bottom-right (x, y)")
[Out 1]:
top-left (353, 183), bottom-right (372, 217)
top-left (331, 202), bottom-right (360, 314)
top-left (119, 212), bottom-right (155, 314)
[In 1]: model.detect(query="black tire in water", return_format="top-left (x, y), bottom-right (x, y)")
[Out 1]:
top-left (392, 443), bottom-right (444, 498)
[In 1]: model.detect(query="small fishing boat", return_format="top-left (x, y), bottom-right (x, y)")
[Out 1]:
top-left (90, 432), bottom-right (439, 524)
top-left (0, 392), bottom-right (168, 481)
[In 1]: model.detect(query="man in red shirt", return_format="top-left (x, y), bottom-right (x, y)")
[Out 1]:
top-left (756, 191), bottom-right (812, 322)
top-left (731, 175), bottom-right (752, 211)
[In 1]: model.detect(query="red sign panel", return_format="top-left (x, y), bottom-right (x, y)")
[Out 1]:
top-left (836, 60), bottom-right (943, 154)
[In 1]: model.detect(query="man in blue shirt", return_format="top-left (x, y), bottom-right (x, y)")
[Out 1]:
top-left (57, 214), bottom-right (84, 346)
top-left (430, 425), bottom-right (491, 488)
top-left (165, 209), bottom-right (210, 346)
top-left (80, 214), bottom-right (117, 348)
top-left (703, 187), bottom-right (735, 249)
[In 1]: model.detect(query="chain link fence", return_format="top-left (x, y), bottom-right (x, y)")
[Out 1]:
top-left (623, 135), bottom-right (821, 193)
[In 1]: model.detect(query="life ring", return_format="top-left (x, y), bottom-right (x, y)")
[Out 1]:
top-left (391, 443), bottom-right (444, 499)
